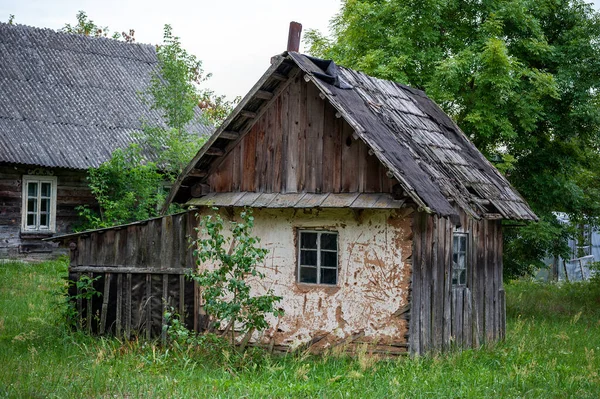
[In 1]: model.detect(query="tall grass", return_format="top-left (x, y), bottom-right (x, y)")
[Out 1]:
top-left (1, 260), bottom-right (599, 398)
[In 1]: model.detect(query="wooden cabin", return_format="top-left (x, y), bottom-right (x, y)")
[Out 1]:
top-left (0, 22), bottom-right (210, 259)
top-left (52, 51), bottom-right (536, 355)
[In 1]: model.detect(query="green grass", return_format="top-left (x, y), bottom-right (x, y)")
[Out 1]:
top-left (1, 260), bottom-right (599, 398)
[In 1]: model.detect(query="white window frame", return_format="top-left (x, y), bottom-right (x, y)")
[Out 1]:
top-left (21, 175), bottom-right (57, 233)
top-left (452, 232), bottom-right (468, 287)
top-left (297, 230), bottom-right (339, 285)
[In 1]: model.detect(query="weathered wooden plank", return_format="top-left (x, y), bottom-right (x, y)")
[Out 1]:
top-left (160, 216), bottom-right (174, 270)
top-left (99, 273), bottom-right (112, 334)
top-left (116, 273), bottom-right (122, 338)
top-left (409, 212), bottom-right (422, 355)
top-left (241, 129), bottom-right (257, 192)
top-left (161, 274), bottom-right (168, 344)
top-left (70, 266), bottom-right (192, 274)
top-left (254, 116), bottom-right (267, 192)
top-left (464, 288), bottom-right (473, 348)
top-left (179, 274), bottom-right (185, 319)
top-left (341, 122), bottom-right (359, 192)
top-left (451, 289), bottom-right (457, 346)
top-left (306, 81), bottom-right (324, 193)
top-left (86, 272), bottom-right (93, 333)
top-left (76, 272), bottom-right (83, 330)
top-left (296, 77), bottom-right (307, 192)
top-left (442, 217), bottom-right (452, 352)
top-left (319, 192), bottom-right (360, 208)
top-left (125, 273), bottom-right (132, 339)
top-left (498, 224), bottom-right (505, 340)
top-left (484, 220), bottom-right (493, 344)
top-left (146, 273), bottom-right (152, 340)
top-left (431, 215), bottom-right (443, 351)
top-left (285, 77), bottom-right (300, 192)
top-left (421, 215), bottom-right (433, 353)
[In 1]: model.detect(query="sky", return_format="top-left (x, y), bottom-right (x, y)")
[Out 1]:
top-left (1, 0), bottom-right (599, 100)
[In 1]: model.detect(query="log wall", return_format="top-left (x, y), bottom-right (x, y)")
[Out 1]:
top-left (410, 210), bottom-right (504, 355)
top-left (0, 164), bottom-right (96, 259)
top-left (208, 76), bottom-right (397, 195)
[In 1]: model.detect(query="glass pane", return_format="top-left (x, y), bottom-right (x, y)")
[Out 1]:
top-left (459, 236), bottom-right (467, 252)
top-left (41, 198), bottom-right (49, 212)
top-left (457, 254), bottom-right (466, 269)
top-left (453, 235), bottom-right (459, 253)
top-left (27, 213), bottom-right (36, 227)
top-left (300, 250), bottom-right (317, 266)
top-left (459, 269), bottom-right (467, 285)
top-left (27, 198), bottom-right (37, 213)
top-left (321, 251), bottom-right (337, 267)
top-left (28, 182), bottom-right (38, 197)
top-left (300, 232), bottom-right (317, 249)
top-left (41, 182), bottom-right (51, 197)
top-left (320, 268), bottom-right (337, 285)
top-left (299, 266), bottom-right (317, 284)
top-left (40, 213), bottom-right (48, 227)
top-left (320, 233), bottom-right (337, 250)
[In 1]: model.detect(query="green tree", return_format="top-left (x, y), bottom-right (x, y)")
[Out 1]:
top-left (307, 0), bottom-right (600, 277)
top-left (189, 209), bottom-right (283, 348)
top-left (78, 24), bottom-right (235, 229)
top-left (62, 10), bottom-right (135, 42)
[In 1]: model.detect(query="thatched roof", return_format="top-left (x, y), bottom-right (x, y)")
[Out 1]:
top-left (0, 22), bottom-right (211, 170)
top-left (165, 52), bottom-right (536, 221)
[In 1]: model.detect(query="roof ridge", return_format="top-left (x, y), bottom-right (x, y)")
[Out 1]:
top-left (0, 22), bottom-right (157, 63)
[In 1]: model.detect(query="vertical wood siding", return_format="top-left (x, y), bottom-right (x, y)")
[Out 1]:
top-left (410, 211), bottom-right (504, 355)
top-left (208, 76), bottom-right (395, 195)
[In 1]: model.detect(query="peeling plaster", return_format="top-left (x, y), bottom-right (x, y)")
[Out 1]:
top-left (195, 207), bottom-right (413, 350)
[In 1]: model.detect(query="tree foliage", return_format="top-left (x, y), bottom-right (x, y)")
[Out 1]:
top-left (77, 22), bottom-right (235, 229)
top-left (62, 10), bottom-right (135, 42)
top-left (189, 209), bottom-right (283, 347)
top-left (307, 0), bottom-right (600, 277)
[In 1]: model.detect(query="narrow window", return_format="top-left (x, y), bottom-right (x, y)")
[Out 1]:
top-left (452, 232), bottom-right (468, 287)
top-left (298, 230), bottom-right (338, 285)
top-left (22, 175), bottom-right (57, 233)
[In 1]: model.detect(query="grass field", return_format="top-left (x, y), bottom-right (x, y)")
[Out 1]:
top-left (1, 259), bottom-right (599, 398)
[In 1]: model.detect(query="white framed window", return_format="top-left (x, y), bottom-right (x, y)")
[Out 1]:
top-left (297, 230), bottom-right (338, 285)
top-left (21, 175), bottom-right (57, 233)
top-left (452, 232), bottom-right (468, 287)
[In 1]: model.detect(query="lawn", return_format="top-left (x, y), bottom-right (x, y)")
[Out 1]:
top-left (1, 259), bottom-right (599, 398)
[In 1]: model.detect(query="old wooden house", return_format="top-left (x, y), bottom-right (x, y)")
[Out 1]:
top-left (53, 47), bottom-right (536, 354)
top-left (0, 22), bottom-right (210, 259)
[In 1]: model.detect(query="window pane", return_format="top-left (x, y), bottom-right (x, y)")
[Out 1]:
top-left (28, 182), bottom-right (38, 197)
top-left (459, 235), bottom-right (467, 252)
top-left (453, 235), bottom-right (459, 253)
top-left (457, 254), bottom-right (466, 269)
top-left (40, 213), bottom-right (48, 228)
top-left (321, 251), bottom-right (337, 267)
top-left (299, 266), bottom-right (317, 284)
top-left (41, 182), bottom-right (51, 197)
top-left (459, 269), bottom-right (467, 286)
top-left (27, 213), bottom-right (36, 227)
top-left (301, 232), bottom-right (317, 249)
top-left (320, 233), bottom-right (337, 250)
top-left (27, 198), bottom-right (37, 213)
top-left (320, 268), bottom-right (337, 285)
top-left (41, 198), bottom-right (49, 212)
top-left (300, 250), bottom-right (317, 266)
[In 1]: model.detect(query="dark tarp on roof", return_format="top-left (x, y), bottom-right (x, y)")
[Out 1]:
top-left (0, 22), bottom-right (211, 170)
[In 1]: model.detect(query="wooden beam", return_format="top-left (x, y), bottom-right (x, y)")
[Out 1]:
top-left (205, 147), bottom-right (225, 156)
top-left (188, 169), bottom-right (207, 178)
top-left (271, 72), bottom-right (288, 81)
top-left (240, 110), bottom-right (257, 119)
top-left (70, 266), bottom-right (192, 274)
top-left (220, 131), bottom-right (240, 140)
top-left (255, 90), bottom-right (274, 100)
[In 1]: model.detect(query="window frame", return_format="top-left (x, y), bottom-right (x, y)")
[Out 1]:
top-left (21, 175), bottom-right (57, 234)
top-left (297, 229), bottom-right (339, 286)
top-left (451, 231), bottom-right (468, 288)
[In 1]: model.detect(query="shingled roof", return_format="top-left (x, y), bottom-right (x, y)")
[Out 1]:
top-left (0, 22), bottom-right (211, 170)
top-left (165, 52), bottom-right (537, 221)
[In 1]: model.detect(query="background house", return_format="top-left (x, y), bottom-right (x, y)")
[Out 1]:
top-left (0, 22), bottom-right (210, 259)
top-left (52, 50), bottom-right (536, 355)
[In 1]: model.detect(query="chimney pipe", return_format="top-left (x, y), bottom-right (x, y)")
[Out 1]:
top-left (287, 21), bottom-right (302, 52)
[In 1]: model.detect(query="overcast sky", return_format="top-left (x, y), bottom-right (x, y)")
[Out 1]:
top-left (1, 0), bottom-right (599, 100)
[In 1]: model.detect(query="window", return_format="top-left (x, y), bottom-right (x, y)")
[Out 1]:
top-left (21, 175), bottom-right (57, 233)
top-left (298, 230), bottom-right (338, 285)
top-left (452, 232), bottom-right (468, 287)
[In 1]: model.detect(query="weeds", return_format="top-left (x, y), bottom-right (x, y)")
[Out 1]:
top-left (1, 260), bottom-right (600, 398)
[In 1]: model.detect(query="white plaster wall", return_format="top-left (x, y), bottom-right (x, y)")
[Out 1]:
top-left (194, 207), bottom-right (413, 349)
